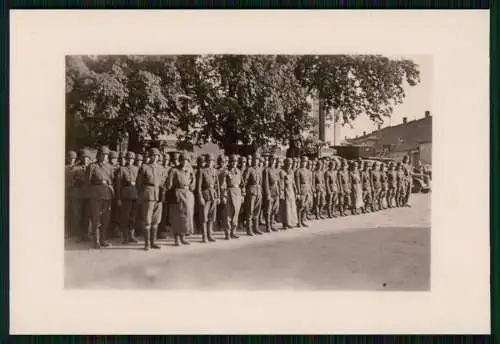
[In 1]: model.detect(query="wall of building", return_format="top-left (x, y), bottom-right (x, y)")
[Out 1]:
top-left (419, 142), bottom-right (432, 165)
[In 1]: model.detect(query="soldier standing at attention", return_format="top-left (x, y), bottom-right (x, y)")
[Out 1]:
top-left (338, 160), bottom-right (351, 216)
top-left (158, 153), bottom-right (172, 238)
top-left (136, 148), bottom-right (167, 250)
top-left (312, 160), bottom-right (326, 219)
top-left (402, 155), bottom-right (412, 207)
top-left (118, 152), bottom-right (126, 168)
top-left (361, 161), bottom-right (373, 213)
top-left (380, 163), bottom-right (389, 210)
top-left (370, 162), bottom-right (382, 211)
top-left (238, 156), bottom-right (249, 231)
top-left (386, 162), bottom-right (397, 208)
top-left (216, 155), bottom-right (228, 232)
top-left (395, 162), bottom-right (406, 208)
top-left (324, 160), bottom-right (339, 218)
top-left (86, 146), bottom-right (115, 248)
top-left (65, 151), bottom-right (78, 238)
top-left (279, 158), bottom-right (299, 229)
top-left (166, 153), bottom-right (196, 246)
top-left (350, 161), bottom-right (363, 215)
top-left (243, 154), bottom-right (264, 236)
top-left (262, 155), bottom-right (281, 233)
top-left (196, 154), bottom-right (220, 243)
top-left (294, 156), bottom-right (311, 227)
top-left (72, 149), bottom-right (92, 241)
top-left (116, 151), bottom-right (139, 244)
top-left (224, 155), bottom-right (243, 240)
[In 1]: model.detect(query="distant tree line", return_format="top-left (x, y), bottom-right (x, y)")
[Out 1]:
top-left (66, 54), bottom-right (420, 154)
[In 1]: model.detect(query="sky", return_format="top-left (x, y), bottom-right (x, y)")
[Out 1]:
top-left (334, 55), bottom-right (433, 141)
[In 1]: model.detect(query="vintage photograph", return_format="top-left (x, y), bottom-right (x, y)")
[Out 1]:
top-left (64, 54), bottom-right (432, 290)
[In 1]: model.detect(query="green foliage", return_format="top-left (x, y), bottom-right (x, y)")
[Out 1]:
top-left (66, 54), bottom-right (421, 152)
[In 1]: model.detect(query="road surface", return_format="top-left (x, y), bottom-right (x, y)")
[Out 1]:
top-left (65, 193), bottom-right (430, 290)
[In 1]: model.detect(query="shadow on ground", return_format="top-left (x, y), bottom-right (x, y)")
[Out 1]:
top-left (65, 226), bottom-right (430, 291)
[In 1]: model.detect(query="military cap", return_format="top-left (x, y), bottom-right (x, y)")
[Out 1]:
top-left (135, 154), bottom-right (144, 161)
top-left (239, 156), bottom-right (247, 162)
top-left (98, 146), bottom-right (110, 155)
top-left (268, 154), bottom-right (277, 160)
top-left (300, 156), bottom-right (309, 161)
top-left (163, 153), bottom-right (170, 160)
top-left (217, 155), bottom-right (225, 163)
top-left (68, 150), bottom-right (77, 159)
top-left (148, 147), bottom-right (161, 157)
top-left (125, 151), bottom-right (136, 159)
top-left (80, 149), bottom-right (91, 159)
top-left (109, 151), bottom-right (119, 159)
top-left (230, 154), bottom-right (239, 162)
top-left (119, 151), bottom-right (125, 158)
top-left (197, 155), bottom-right (205, 163)
top-left (205, 153), bottom-right (215, 161)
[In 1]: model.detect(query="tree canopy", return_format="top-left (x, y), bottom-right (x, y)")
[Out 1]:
top-left (66, 54), bottom-right (420, 153)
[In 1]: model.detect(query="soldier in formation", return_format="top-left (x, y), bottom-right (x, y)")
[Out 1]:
top-left (66, 148), bottom-right (416, 250)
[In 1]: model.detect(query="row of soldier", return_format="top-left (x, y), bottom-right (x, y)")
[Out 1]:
top-left (65, 147), bottom-right (413, 250)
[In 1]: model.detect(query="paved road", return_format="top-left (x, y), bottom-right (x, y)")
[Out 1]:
top-left (65, 193), bottom-right (430, 290)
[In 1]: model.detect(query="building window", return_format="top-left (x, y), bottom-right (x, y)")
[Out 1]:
top-left (383, 144), bottom-right (391, 153)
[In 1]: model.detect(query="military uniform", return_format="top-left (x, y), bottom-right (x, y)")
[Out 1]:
top-left (136, 148), bottom-right (167, 250)
top-left (380, 165), bottom-right (389, 209)
top-left (158, 154), bottom-right (172, 237)
top-left (216, 155), bottom-right (228, 232)
top-left (312, 164), bottom-right (326, 219)
top-left (70, 149), bottom-right (92, 241)
top-left (224, 155), bottom-right (243, 239)
top-left (387, 164), bottom-right (397, 208)
top-left (395, 164), bottom-right (406, 207)
top-left (86, 146), bottom-right (115, 248)
top-left (370, 163), bottom-right (382, 211)
top-left (338, 163), bottom-right (351, 216)
top-left (279, 159), bottom-right (298, 229)
top-left (65, 151), bottom-right (78, 237)
top-left (361, 163), bottom-right (373, 212)
top-left (165, 153), bottom-right (196, 246)
top-left (195, 154), bottom-right (220, 242)
top-left (294, 157), bottom-right (312, 227)
top-left (243, 156), bottom-right (263, 236)
top-left (262, 156), bottom-right (280, 232)
top-left (116, 151), bottom-right (139, 243)
top-left (324, 162), bottom-right (339, 218)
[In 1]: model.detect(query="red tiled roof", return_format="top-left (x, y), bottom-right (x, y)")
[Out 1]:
top-left (348, 116), bottom-right (432, 153)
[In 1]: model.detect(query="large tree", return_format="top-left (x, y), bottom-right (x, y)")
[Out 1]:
top-left (66, 54), bottom-right (421, 154)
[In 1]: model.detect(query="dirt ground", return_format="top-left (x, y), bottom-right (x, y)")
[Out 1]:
top-left (65, 193), bottom-right (430, 290)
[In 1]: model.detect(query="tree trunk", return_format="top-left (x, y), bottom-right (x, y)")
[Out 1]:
top-left (127, 130), bottom-right (142, 153)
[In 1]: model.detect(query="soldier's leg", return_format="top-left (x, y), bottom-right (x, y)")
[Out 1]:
top-left (100, 200), bottom-right (112, 246)
top-left (200, 201), bottom-right (209, 243)
top-left (246, 195), bottom-right (256, 236)
top-left (263, 198), bottom-right (271, 232)
top-left (254, 194), bottom-right (263, 234)
top-left (142, 201), bottom-right (154, 250)
top-left (150, 202), bottom-right (162, 249)
top-left (207, 201), bottom-right (217, 242)
top-left (120, 200), bottom-right (132, 244)
top-left (128, 200), bottom-right (138, 242)
top-left (89, 200), bottom-right (102, 248)
top-left (71, 198), bottom-right (82, 239)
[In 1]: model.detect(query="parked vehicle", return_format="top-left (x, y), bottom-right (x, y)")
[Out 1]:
top-left (412, 165), bottom-right (432, 193)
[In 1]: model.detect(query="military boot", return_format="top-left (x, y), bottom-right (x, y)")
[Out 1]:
top-left (207, 222), bottom-right (216, 242)
top-left (254, 220), bottom-right (263, 235)
top-left (128, 229), bottom-right (138, 243)
top-left (143, 228), bottom-right (151, 251)
top-left (151, 227), bottom-right (161, 249)
top-left (246, 220), bottom-right (254, 236)
top-left (180, 234), bottom-right (190, 245)
top-left (174, 234), bottom-right (181, 246)
top-left (201, 223), bottom-right (208, 243)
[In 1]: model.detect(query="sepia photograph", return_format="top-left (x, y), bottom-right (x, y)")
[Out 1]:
top-left (64, 54), bottom-right (432, 290)
top-left (11, 10), bottom-right (490, 334)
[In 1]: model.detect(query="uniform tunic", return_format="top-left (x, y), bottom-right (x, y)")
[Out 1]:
top-left (243, 166), bottom-right (263, 222)
top-left (166, 167), bottom-right (196, 235)
top-left (262, 166), bottom-right (280, 219)
top-left (137, 163), bottom-right (167, 233)
top-left (196, 166), bottom-right (220, 223)
top-left (295, 167), bottom-right (312, 212)
top-left (313, 169), bottom-right (326, 211)
top-left (325, 169), bottom-right (339, 211)
top-left (361, 170), bottom-right (373, 206)
top-left (350, 171), bottom-right (364, 209)
top-left (338, 170), bottom-right (351, 207)
top-left (86, 161), bottom-right (115, 244)
top-left (279, 169), bottom-right (298, 227)
top-left (116, 164), bottom-right (139, 229)
top-left (224, 167), bottom-right (243, 230)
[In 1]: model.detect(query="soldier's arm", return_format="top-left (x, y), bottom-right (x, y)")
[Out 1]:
top-left (196, 170), bottom-right (204, 203)
top-left (262, 168), bottom-right (270, 198)
top-left (325, 172), bottom-right (331, 194)
top-left (115, 167), bottom-right (123, 202)
top-left (85, 163), bottom-right (94, 187)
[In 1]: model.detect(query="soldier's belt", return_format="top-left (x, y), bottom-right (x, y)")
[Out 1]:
top-left (92, 180), bottom-right (110, 185)
top-left (176, 186), bottom-right (189, 189)
top-left (124, 182), bottom-right (136, 186)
